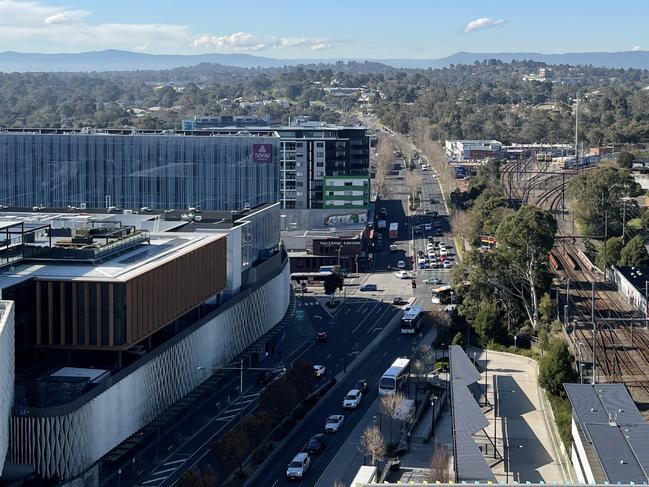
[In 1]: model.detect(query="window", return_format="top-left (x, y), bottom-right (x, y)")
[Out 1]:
top-left (329, 191), bottom-right (334, 196)
top-left (296, 191), bottom-right (304, 197)
top-left (344, 182), bottom-right (353, 186)
top-left (316, 162), bottom-right (324, 167)
top-left (316, 142), bottom-right (324, 148)
top-left (316, 152), bottom-right (325, 158)
top-left (296, 182), bottom-right (304, 187)
top-left (345, 191), bottom-right (353, 196)
top-left (296, 172), bottom-right (303, 177)
top-left (296, 142), bottom-right (304, 148)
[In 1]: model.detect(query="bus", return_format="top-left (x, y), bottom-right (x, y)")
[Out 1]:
top-left (290, 271), bottom-right (332, 284)
top-left (401, 306), bottom-right (423, 334)
top-left (431, 285), bottom-right (453, 304)
top-left (379, 358), bottom-right (411, 395)
top-left (388, 222), bottom-right (398, 239)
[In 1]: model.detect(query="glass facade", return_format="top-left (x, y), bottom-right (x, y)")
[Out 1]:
top-left (238, 203), bottom-right (281, 268)
top-left (0, 133), bottom-right (280, 211)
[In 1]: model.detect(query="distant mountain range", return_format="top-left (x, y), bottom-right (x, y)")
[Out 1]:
top-left (1, 49), bottom-right (649, 72)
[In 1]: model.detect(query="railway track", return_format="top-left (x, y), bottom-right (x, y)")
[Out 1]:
top-left (502, 159), bottom-right (649, 403)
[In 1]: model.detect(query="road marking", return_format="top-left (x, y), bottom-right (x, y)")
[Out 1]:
top-left (351, 302), bottom-right (379, 334)
top-left (271, 480), bottom-right (279, 487)
top-left (163, 458), bottom-right (188, 466)
top-left (152, 467), bottom-right (177, 475)
top-left (326, 353), bottom-right (332, 359)
top-left (314, 315), bottom-right (322, 319)
top-left (142, 478), bottom-right (166, 485)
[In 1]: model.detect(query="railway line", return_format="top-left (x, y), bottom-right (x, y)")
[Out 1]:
top-left (502, 160), bottom-right (649, 404)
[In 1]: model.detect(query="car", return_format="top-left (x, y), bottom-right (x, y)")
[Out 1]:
top-left (417, 250), bottom-right (425, 257)
top-left (393, 297), bottom-right (406, 305)
top-left (395, 270), bottom-right (410, 279)
top-left (305, 434), bottom-right (327, 455)
top-left (389, 243), bottom-right (398, 252)
top-left (427, 243), bottom-right (435, 250)
top-left (313, 365), bottom-right (326, 377)
top-left (343, 389), bottom-right (363, 409)
top-left (431, 210), bottom-right (439, 217)
top-left (424, 223), bottom-right (432, 231)
top-left (379, 207), bottom-right (388, 217)
top-left (436, 230), bottom-right (443, 236)
top-left (286, 452), bottom-right (310, 480)
top-left (424, 277), bottom-right (442, 285)
top-left (418, 258), bottom-right (427, 269)
top-left (428, 251), bottom-right (435, 259)
top-left (429, 198), bottom-right (438, 204)
top-left (315, 331), bottom-right (328, 343)
top-left (355, 379), bottom-right (368, 393)
top-left (439, 249), bottom-right (448, 257)
top-left (359, 283), bottom-right (377, 291)
top-left (443, 260), bottom-right (453, 269)
top-left (397, 260), bottom-right (406, 269)
top-left (324, 414), bottom-right (345, 433)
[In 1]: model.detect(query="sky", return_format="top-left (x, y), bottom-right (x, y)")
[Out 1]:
top-left (0, 0), bottom-right (647, 58)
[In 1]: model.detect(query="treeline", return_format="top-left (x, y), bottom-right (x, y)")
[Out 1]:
top-left (3, 59), bottom-right (649, 144)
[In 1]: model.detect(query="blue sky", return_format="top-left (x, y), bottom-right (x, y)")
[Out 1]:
top-left (0, 0), bottom-right (646, 58)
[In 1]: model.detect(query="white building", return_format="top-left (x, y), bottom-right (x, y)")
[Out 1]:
top-left (445, 140), bottom-right (502, 161)
top-left (611, 266), bottom-right (649, 315)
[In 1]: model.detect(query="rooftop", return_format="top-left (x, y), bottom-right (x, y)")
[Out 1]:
top-left (614, 265), bottom-right (649, 294)
top-left (0, 232), bottom-right (222, 288)
top-left (564, 383), bottom-right (649, 483)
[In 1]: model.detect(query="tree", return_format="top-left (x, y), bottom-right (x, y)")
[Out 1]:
top-left (259, 376), bottom-right (299, 421)
top-left (494, 205), bottom-right (557, 329)
top-left (284, 358), bottom-right (316, 397)
top-left (429, 445), bottom-right (450, 482)
top-left (323, 266), bottom-right (344, 304)
top-left (473, 300), bottom-right (503, 343)
top-left (380, 392), bottom-right (406, 446)
top-left (212, 429), bottom-right (250, 474)
top-left (617, 151), bottom-right (635, 169)
top-left (359, 425), bottom-right (387, 466)
top-left (619, 235), bottom-right (649, 267)
top-left (596, 236), bottom-right (623, 269)
top-left (178, 465), bottom-right (219, 487)
top-left (538, 292), bottom-right (554, 323)
top-left (539, 339), bottom-right (578, 396)
top-left (452, 331), bottom-right (464, 346)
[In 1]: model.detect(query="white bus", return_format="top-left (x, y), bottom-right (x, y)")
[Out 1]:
top-left (431, 285), bottom-right (453, 304)
top-left (400, 306), bottom-right (423, 334)
top-left (379, 358), bottom-right (411, 395)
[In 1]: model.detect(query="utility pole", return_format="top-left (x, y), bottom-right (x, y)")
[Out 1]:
top-left (591, 281), bottom-right (596, 385)
top-left (575, 91), bottom-right (580, 164)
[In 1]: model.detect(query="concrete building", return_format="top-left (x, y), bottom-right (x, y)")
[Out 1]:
top-left (0, 128), bottom-right (280, 211)
top-left (564, 383), bottom-right (649, 484)
top-left (610, 265), bottom-right (649, 315)
top-left (284, 228), bottom-right (369, 274)
top-left (0, 203), bottom-right (288, 481)
top-left (0, 301), bottom-right (14, 476)
top-left (445, 140), bottom-right (502, 161)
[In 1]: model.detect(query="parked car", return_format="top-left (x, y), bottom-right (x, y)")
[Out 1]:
top-left (393, 297), bottom-right (406, 305)
top-left (397, 260), bottom-right (406, 269)
top-left (359, 283), bottom-right (377, 292)
top-left (315, 331), bottom-right (328, 343)
top-left (305, 434), bottom-right (327, 454)
top-left (355, 379), bottom-right (368, 393)
top-left (443, 260), bottom-right (453, 269)
top-left (389, 243), bottom-right (398, 252)
top-left (424, 223), bottom-right (432, 231)
top-left (324, 414), bottom-right (345, 433)
top-left (313, 365), bottom-right (326, 377)
top-left (424, 277), bottom-right (442, 285)
top-left (343, 389), bottom-right (363, 409)
top-left (286, 452), bottom-right (310, 480)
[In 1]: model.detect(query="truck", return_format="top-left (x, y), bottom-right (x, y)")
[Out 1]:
top-left (377, 219), bottom-right (387, 230)
top-left (388, 222), bottom-right (398, 239)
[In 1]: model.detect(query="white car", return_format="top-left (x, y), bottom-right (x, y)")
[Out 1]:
top-left (389, 243), bottom-right (398, 252)
top-left (394, 270), bottom-right (410, 279)
top-left (397, 260), bottom-right (406, 269)
top-left (286, 452), bottom-right (310, 480)
top-left (424, 223), bottom-right (432, 231)
top-left (324, 414), bottom-right (345, 433)
top-left (443, 260), bottom-right (453, 269)
top-left (343, 389), bottom-right (363, 409)
top-left (439, 249), bottom-right (448, 257)
top-left (313, 365), bottom-right (326, 377)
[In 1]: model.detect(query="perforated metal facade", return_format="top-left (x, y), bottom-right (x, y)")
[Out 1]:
top-left (0, 301), bottom-right (14, 476)
top-left (10, 260), bottom-right (290, 479)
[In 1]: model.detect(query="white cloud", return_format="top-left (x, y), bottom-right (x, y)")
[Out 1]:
top-left (192, 31), bottom-right (335, 52)
top-left (464, 17), bottom-right (506, 33)
top-left (0, 0), bottom-right (337, 54)
top-left (632, 45), bottom-right (642, 51)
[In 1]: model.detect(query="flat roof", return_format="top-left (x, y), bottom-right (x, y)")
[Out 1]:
top-left (614, 266), bottom-right (649, 296)
top-left (50, 367), bottom-right (109, 381)
top-left (0, 232), bottom-right (223, 287)
top-left (564, 383), bottom-right (649, 483)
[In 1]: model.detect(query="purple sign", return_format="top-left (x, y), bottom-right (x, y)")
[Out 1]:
top-left (252, 144), bottom-right (273, 163)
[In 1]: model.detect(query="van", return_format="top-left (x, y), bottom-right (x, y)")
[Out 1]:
top-left (286, 452), bottom-right (310, 480)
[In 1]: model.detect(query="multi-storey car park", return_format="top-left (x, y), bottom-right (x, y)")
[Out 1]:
top-left (0, 205), bottom-right (289, 481)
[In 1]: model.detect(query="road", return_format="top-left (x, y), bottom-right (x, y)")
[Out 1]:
top-left (244, 304), bottom-right (420, 487)
top-left (137, 296), bottom-right (402, 486)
